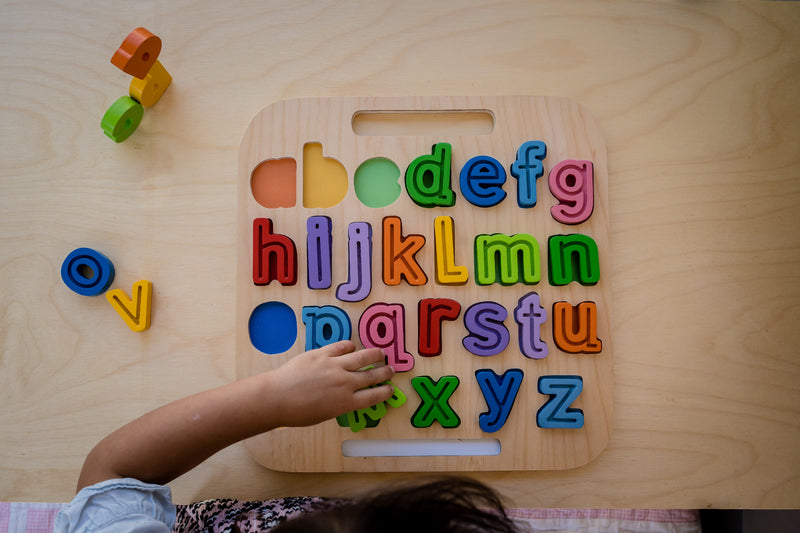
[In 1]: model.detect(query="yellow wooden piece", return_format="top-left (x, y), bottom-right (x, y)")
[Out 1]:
top-left (433, 215), bottom-right (469, 285)
top-left (106, 280), bottom-right (153, 332)
top-left (129, 60), bottom-right (172, 108)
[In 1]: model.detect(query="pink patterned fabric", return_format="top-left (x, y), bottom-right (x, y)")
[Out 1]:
top-left (0, 502), bottom-right (66, 533)
top-left (506, 508), bottom-right (700, 522)
top-left (173, 497), bottom-right (339, 532)
top-left (23, 506), bottom-right (60, 531)
top-left (171, 499), bottom-right (700, 532)
top-left (0, 504), bottom-right (8, 531)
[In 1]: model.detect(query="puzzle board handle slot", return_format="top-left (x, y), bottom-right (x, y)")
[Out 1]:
top-left (342, 438), bottom-right (501, 457)
top-left (352, 110), bottom-right (495, 137)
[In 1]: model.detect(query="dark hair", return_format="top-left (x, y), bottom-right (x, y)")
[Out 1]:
top-left (270, 477), bottom-right (521, 533)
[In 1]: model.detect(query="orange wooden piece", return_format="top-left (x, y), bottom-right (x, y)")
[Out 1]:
top-left (552, 301), bottom-right (602, 354)
top-left (382, 216), bottom-right (427, 286)
top-left (111, 27), bottom-right (162, 79)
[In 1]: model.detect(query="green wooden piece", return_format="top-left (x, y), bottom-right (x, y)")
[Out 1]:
top-left (474, 233), bottom-right (541, 286)
top-left (548, 234), bottom-right (600, 286)
top-left (404, 143), bottom-right (455, 207)
top-left (360, 400), bottom-right (387, 422)
top-left (101, 96), bottom-right (144, 143)
top-left (336, 412), bottom-right (378, 429)
top-left (345, 409), bottom-right (369, 432)
top-left (385, 379), bottom-right (407, 408)
top-left (336, 378), bottom-right (404, 432)
top-left (410, 375), bottom-right (461, 428)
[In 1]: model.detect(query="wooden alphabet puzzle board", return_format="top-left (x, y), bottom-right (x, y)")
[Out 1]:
top-left (236, 96), bottom-right (612, 472)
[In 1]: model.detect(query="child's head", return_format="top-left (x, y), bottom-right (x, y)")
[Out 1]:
top-left (271, 477), bottom-right (521, 533)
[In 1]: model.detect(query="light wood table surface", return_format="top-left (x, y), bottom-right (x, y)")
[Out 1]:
top-left (1, 0), bottom-right (798, 508)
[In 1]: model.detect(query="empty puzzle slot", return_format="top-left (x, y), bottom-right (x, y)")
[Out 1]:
top-left (352, 110), bottom-right (494, 136)
top-left (354, 157), bottom-right (401, 208)
top-left (303, 143), bottom-right (348, 208)
top-left (341, 438), bottom-right (501, 457)
top-left (251, 158), bottom-right (297, 208)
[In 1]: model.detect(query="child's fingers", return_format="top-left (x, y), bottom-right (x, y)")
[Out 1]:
top-left (340, 347), bottom-right (385, 371)
top-left (353, 363), bottom-right (395, 390)
top-left (306, 340), bottom-right (356, 357)
top-left (316, 339), bottom-right (356, 358)
top-left (352, 383), bottom-right (395, 410)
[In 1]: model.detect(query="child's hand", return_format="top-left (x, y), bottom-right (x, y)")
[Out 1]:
top-left (76, 340), bottom-right (394, 489)
top-left (267, 340), bottom-right (396, 428)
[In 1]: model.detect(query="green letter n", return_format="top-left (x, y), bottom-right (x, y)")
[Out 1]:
top-left (548, 234), bottom-right (600, 286)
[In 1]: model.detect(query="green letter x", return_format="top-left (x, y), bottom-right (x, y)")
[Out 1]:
top-left (410, 375), bottom-right (461, 428)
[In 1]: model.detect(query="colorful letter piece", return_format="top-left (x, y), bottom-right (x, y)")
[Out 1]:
top-left (510, 141), bottom-right (546, 208)
top-left (248, 301), bottom-right (297, 354)
top-left (252, 218), bottom-right (297, 286)
top-left (336, 384), bottom-right (382, 431)
top-left (351, 400), bottom-right (387, 432)
top-left (433, 215), bottom-right (468, 285)
top-left (459, 155), bottom-right (507, 207)
top-left (548, 159), bottom-right (594, 224)
top-left (358, 303), bottom-right (414, 372)
top-left (514, 292), bottom-right (548, 359)
top-left (101, 96), bottom-right (144, 143)
top-left (250, 158), bottom-right (297, 208)
top-left (474, 233), bottom-right (541, 286)
top-left (536, 375), bottom-right (584, 429)
top-left (307, 216), bottom-right (332, 289)
top-left (301, 305), bottom-right (351, 350)
top-left (129, 60), bottom-right (172, 107)
top-left (110, 27), bottom-right (161, 79)
top-left (337, 379), bottom-right (407, 432)
top-left (303, 142), bottom-right (348, 208)
top-left (548, 234), bottom-right (600, 286)
top-left (382, 216), bottom-right (427, 286)
top-left (336, 222), bottom-right (372, 302)
top-left (337, 409), bottom-right (380, 432)
top-left (385, 379), bottom-right (408, 408)
top-left (61, 247), bottom-right (115, 296)
top-left (418, 298), bottom-right (461, 357)
top-left (410, 375), bottom-right (461, 428)
top-left (462, 301), bottom-right (510, 357)
top-left (552, 301), bottom-right (602, 354)
top-left (105, 280), bottom-right (152, 332)
top-left (475, 368), bottom-right (524, 433)
top-left (405, 143), bottom-right (455, 207)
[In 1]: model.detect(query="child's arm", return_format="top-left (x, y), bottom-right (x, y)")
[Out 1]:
top-left (76, 340), bottom-right (394, 491)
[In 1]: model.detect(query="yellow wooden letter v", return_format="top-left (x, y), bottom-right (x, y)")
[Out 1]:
top-left (106, 280), bottom-right (153, 332)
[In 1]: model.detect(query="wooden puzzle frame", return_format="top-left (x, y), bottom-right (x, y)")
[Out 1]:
top-left (236, 96), bottom-right (612, 472)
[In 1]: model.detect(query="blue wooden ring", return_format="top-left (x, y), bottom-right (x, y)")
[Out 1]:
top-left (61, 247), bottom-right (115, 296)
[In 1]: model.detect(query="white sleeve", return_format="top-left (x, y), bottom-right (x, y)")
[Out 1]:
top-left (54, 478), bottom-right (175, 533)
